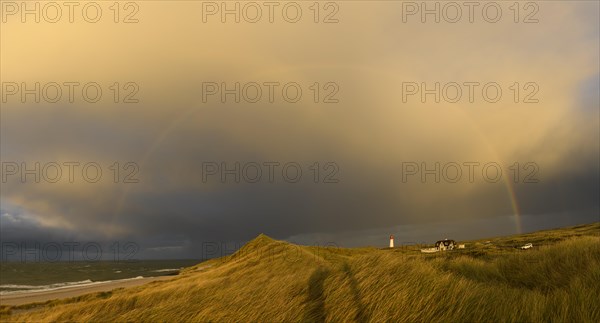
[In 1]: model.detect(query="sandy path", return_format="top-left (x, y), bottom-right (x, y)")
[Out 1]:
top-left (0, 276), bottom-right (174, 306)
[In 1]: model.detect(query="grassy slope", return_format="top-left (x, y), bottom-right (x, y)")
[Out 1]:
top-left (1, 223), bottom-right (599, 322)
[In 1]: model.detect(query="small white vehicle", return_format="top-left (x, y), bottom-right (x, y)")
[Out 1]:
top-left (520, 243), bottom-right (533, 250)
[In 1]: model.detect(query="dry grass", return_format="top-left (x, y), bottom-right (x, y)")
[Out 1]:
top-left (1, 223), bottom-right (599, 322)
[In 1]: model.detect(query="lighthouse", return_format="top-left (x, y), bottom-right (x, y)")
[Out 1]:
top-left (389, 235), bottom-right (394, 248)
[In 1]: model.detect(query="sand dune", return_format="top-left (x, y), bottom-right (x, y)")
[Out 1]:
top-left (2, 223), bottom-right (599, 321)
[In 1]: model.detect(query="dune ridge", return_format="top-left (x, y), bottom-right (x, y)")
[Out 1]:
top-left (1, 223), bottom-right (599, 322)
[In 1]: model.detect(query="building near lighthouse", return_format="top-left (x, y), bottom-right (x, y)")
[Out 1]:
top-left (421, 239), bottom-right (464, 253)
top-left (435, 239), bottom-right (456, 251)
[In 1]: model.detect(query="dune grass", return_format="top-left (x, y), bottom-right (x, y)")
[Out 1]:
top-left (1, 223), bottom-right (599, 322)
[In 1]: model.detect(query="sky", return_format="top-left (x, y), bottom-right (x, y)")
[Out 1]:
top-left (1, 1), bottom-right (598, 260)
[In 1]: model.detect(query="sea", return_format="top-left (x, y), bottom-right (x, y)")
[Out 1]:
top-left (0, 259), bottom-right (200, 295)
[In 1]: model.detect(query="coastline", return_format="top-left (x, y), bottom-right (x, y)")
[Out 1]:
top-left (0, 276), bottom-right (173, 307)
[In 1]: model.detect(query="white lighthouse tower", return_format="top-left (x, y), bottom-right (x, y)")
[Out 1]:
top-left (389, 235), bottom-right (394, 248)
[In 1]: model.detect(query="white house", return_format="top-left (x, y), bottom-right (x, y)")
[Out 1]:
top-left (435, 239), bottom-right (456, 251)
top-left (421, 239), bottom-right (461, 253)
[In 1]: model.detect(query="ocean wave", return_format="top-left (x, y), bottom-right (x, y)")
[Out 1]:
top-left (0, 276), bottom-right (144, 296)
top-left (152, 268), bottom-right (180, 273)
top-left (0, 279), bottom-right (94, 291)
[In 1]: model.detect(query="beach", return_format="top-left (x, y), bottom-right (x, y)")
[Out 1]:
top-left (0, 276), bottom-right (173, 306)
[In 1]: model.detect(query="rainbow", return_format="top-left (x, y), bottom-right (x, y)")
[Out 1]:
top-left (111, 65), bottom-right (524, 235)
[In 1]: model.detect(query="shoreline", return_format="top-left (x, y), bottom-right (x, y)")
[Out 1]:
top-left (0, 276), bottom-right (174, 307)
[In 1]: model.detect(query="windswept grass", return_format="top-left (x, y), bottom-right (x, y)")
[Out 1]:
top-left (2, 223), bottom-right (599, 322)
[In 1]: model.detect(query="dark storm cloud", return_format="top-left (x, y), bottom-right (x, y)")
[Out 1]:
top-left (2, 120), bottom-right (598, 259)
